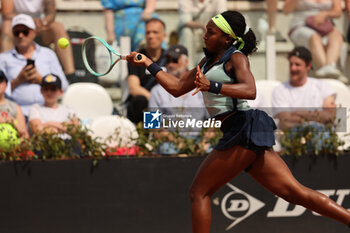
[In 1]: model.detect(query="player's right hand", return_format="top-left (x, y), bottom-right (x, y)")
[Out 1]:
top-left (126, 52), bottom-right (152, 67)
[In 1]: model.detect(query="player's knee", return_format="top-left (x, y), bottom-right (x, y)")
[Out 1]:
top-left (189, 184), bottom-right (203, 203)
top-left (189, 185), bottom-right (197, 203)
top-left (189, 183), bottom-right (212, 204)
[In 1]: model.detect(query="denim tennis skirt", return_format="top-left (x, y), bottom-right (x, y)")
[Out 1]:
top-left (215, 109), bottom-right (277, 154)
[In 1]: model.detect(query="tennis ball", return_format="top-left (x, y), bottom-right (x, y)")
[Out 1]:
top-left (0, 123), bottom-right (20, 152)
top-left (58, 37), bottom-right (70, 49)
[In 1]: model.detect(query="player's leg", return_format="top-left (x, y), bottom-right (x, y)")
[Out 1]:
top-left (189, 146), bottom-right (257, 233)
top-left (248, 149), bottom-right (350, 225)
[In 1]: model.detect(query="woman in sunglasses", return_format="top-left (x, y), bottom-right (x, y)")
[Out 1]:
top-left (127, 10), bottom-right (350, 233)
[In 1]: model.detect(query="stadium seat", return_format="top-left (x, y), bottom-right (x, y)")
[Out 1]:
top-left (255, 79), bottom-right (281, 107)
top-left (90, 115), bottom-right (138, 148)
top-left (61, 83), bottom-right (114, 125)
top-left (323, 79), bottom-right (350, 108)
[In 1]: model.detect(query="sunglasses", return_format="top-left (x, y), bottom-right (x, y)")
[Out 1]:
top-left (166, 57), bottom-right (179, 64)
top-left (13, 29), bottom-right (30, 37)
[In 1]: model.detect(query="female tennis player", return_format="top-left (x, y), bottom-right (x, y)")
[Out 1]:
top-left (127, 10), bottom-right (350, 233)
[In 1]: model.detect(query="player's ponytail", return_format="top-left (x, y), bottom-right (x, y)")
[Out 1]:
top-left (221, 11), bottom-right (257, 56)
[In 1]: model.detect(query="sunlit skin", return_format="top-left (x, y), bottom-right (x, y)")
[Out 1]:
top-left (40, 85), bottom-right (63, 108)
top-left (289, 55), bottom-right (311, 87)
top-left (203, 20), bottom-right (231, 63)
top-left (12, 25), bottom-right (36, 53)
top-left (145, 21), bottom-right (166, 51)
top-left (126, 15), bottom-right (350, 233)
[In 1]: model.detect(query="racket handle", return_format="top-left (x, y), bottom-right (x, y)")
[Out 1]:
top-left (136, 54), bottom-right (142, 60)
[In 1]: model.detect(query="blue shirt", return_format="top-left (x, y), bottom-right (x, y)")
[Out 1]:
top-left (100, 0), bottom-right (145, 11)
top-left (0, 43), bottom-right (68, 116)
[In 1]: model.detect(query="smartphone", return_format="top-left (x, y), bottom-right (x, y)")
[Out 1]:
top-left (26, 59), bottom-right (35, 67)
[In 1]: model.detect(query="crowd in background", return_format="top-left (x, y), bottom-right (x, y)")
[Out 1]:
top-left (0, 0), bottom-right (350, 154)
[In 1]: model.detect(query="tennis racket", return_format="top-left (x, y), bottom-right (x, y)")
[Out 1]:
top-left (82, 36), bottom-right (142, 76)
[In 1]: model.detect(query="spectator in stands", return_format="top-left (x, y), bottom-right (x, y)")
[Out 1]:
top-left (149, 45), bottom-right (207, 114)
top-left (28, 74), bottom-right (79, 135)
top-left (178, 0), bottom-right (227, 68)
top-left (272, 47), bottom-right (336, 131)
top-left (0, 70), bottom-right (28, 139)
top-left (345, 0), bottom-right (350, 43)
top-left (0, 0), bottom-right (76, 81)
top-left (283, 0), bottom-right (345, 81)
top-left (346, 0), bottom-right (350, 19)
top-left (126, 18), bottom-right (167, 124)
top-left (28, 73), bottom-right (81, 156)
top-left (148, 45), bottom-right (209, 154)
top-left (0, 14), bottom-right (68, 118)
top-left (101, 0), bottom-right (157, 51)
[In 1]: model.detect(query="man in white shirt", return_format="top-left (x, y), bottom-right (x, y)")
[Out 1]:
top-left (272, 46), bottom-right (336, 130)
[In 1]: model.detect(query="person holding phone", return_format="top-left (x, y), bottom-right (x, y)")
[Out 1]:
top-left (0, 0), bottom-right (76, 79)
top-left (0, 14), bottom-right (68, 118)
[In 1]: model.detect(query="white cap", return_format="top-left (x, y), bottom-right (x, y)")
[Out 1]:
top-left (12, 14), bottom-right (36, 30)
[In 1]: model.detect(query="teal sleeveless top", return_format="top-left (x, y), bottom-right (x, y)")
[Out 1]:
top-left (201, 46), bottom-right (250, 118)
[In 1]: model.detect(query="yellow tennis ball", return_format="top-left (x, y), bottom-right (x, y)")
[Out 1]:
top-left (58, 37), bottom-right (69, 49)
top-left (0, 123), bottom-right (20, 152)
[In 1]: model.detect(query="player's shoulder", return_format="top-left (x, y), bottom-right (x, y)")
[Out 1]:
top-left (228, 50), bottom-right (249, 65)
